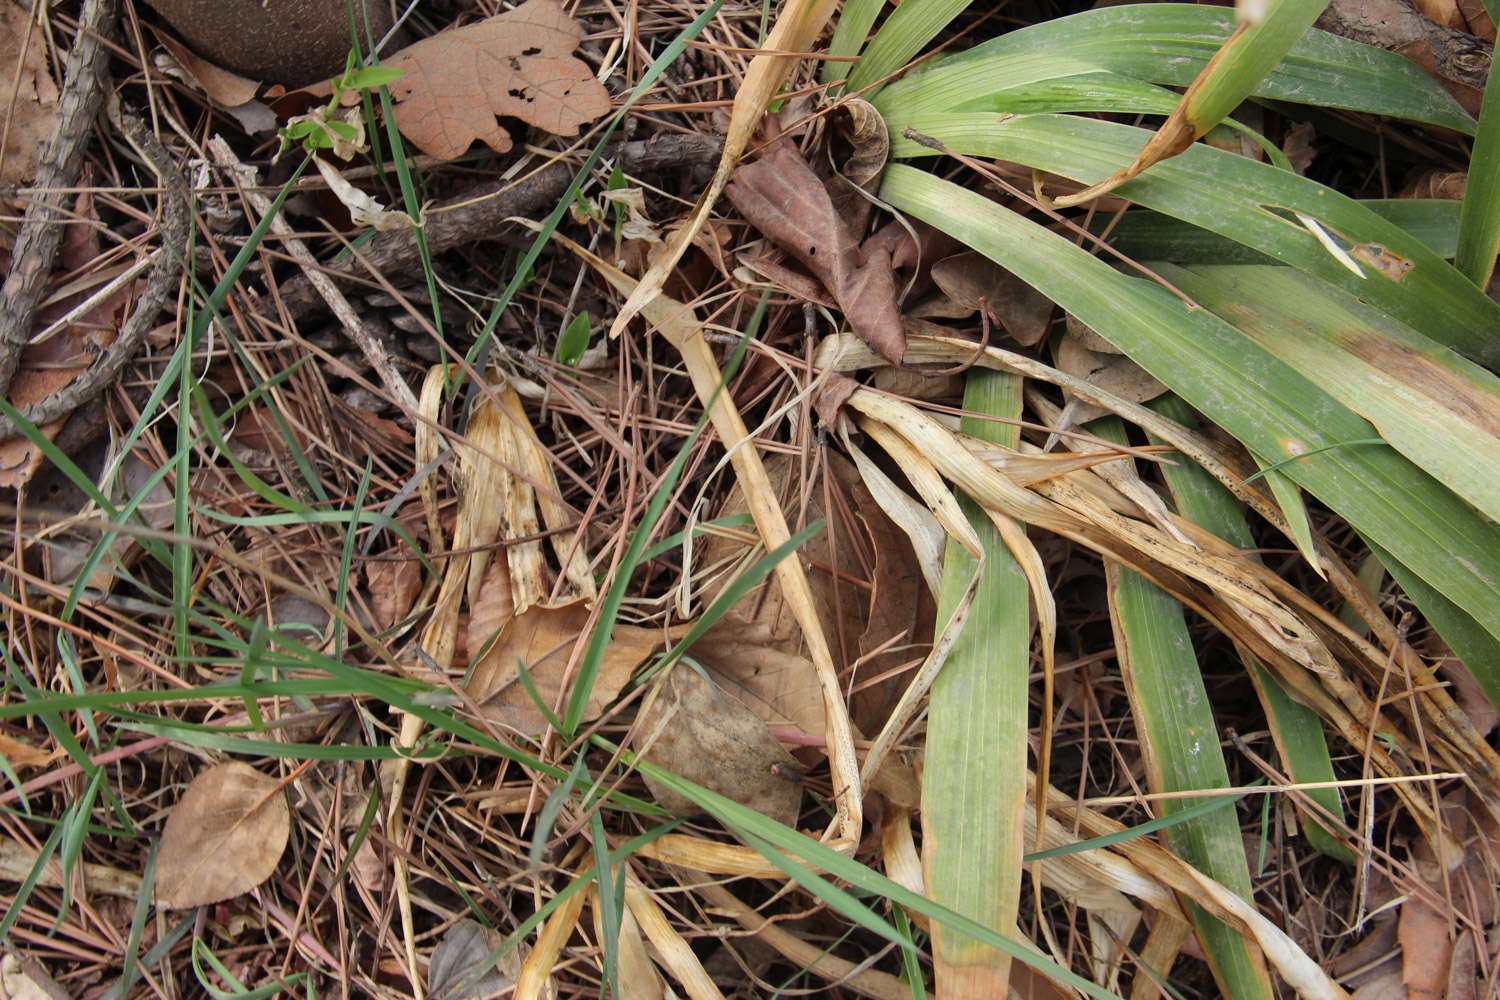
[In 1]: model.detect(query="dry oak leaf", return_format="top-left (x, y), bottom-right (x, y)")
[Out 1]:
top-left (155, 761), bottom-right (289, 909)
top-left (382, 0), bottom-right (611, 161)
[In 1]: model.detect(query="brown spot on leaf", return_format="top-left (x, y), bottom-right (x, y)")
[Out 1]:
top-left (1339, 330), bottom-right (1500, 438)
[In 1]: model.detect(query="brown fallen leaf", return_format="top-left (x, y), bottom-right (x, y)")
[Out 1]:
top-left (929, 251), bottom-right (1053, 346)
top-left (154, 31), bottom-right (259, 106)
top-left (155, 761), bottom-right (290, 909)
top-left (0, 951), bottom-right (69, 1000)
top-left (0, 731), bottom-right (54, 770)
top-left (429, 919), bottom-right (520, 1000)
top-left (467, 599), bottom-right (662, 737)
top-left (365, 555), bottom-right (424, 632)
top-left (1458, 0), bottom-right (1496, 40)
top-left (727, 142), bottom-right (906, 363)
top-left (0, 2), bottom-right (59, 194)
top-left (826, 97), bottom-right (889, 237)
top-left (692, 452), bottom-right (928, 740)
top-left (381, 0), bottom-right (611, 161)
top-left (1053, 323), bottom-right (1168, 428)
top-left (637, 665), bottom-right (803, 828)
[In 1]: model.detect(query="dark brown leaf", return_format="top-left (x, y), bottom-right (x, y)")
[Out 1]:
top-left (727, 143), bottom-right (905, 363)
top-left (930, 252), bottom-right (1054, 346)
top-left (155, 762), bottom-right (289, 909)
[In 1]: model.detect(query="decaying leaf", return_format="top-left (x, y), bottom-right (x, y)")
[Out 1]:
top-left (637, 665), bottom-right (803, 827)
top-left (154, 31), bottom-right (259, 106)
top-left (461, 370), bottom-right (596, 615)
top-left (0, 2), bottom-right (59, 193)
top-left (826, 97), bottom-right (889, 234)
top-left (930, 251), bottom-right (1053, 346)
top-left (381, 0), bottom-right (611, 160)
top-left (0, 731), bottom-right (54, 770)
top-left (155, 761), bottom-right (290, 909)
top-left (0, 951), bottom-right (69, 1000)
top-left (691, 453), bottom-right (928, 740)
top-left (467, 599), bottom-right (661, 736)
top-left (1053, 324), bottom-right (1168, 428)
top-left (727, 142), bottom-right (906, 363)
top-left (429, 919), bottom-right (519, 1000)
top-left (365, 555), bottom-right (424, 632)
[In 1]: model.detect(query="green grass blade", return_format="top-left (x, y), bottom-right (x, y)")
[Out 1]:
top-left (1160, 262), bottom-right (1500, 527)
top-left (883, 113), bottom-right (1500, 363)
top-left (875, 4), bottom-right (1473, 133)
top-left (822, 0), bottom-right (887, 83)
top-left (1456, 67), bottom-right (1500, 286)
top-left (1368, 540), bottom-right (1500, 713)
top-left (1108, 561), bottom-right (1273, 999)
top-left (1177, 0), bottom-right (1329, 137)
top-left (1150, 395), bottom-right (1352, 864)
top-left (1093, 416), bottom-right (1271, 999)
top-left (563, 326), bottom-right (753, 735)
top-left (925, 368), bottom-right (1030, 992)
top-left (1098, 199), bottom-right (1463, 264)
top-left (844, 0), bottom-right (972, 96)
top-left (878, 165), bottom-right (1500, 653)
top-left (605, 738), bottom-right (1123, 1000)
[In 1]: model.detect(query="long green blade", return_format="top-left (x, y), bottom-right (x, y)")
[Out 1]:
top-left (878, 166), bottom-right (1500, 655)
top-left (882, 113), bottom-right (1500, 364)
top-left (925, 369), bottom-right (1030, 993)
top-left (874, 4), bottom-right (1473, 133)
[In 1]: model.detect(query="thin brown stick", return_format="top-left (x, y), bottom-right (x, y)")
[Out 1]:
top-left (0, 96), bottom-right (189, 443)
top-left (0, 0), bottom-right (119, 402)
top-left (208, 138), bottom-right (423, 417)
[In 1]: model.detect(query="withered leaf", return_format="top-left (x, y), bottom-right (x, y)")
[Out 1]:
top-left (1054, 326), bottom-right (1167, 427)
top-left (383, 0), bottom-right (611, 160)
top-left (429, 919), bottom-right (518, 1000)
top-left (155, 762), bottom-right (289, 909)
top-left (0, 951), bottom-right (69, 1000)
top-left (155, 31), bottom-right (259, 107)
top-left (467, 599), bottom-right (661, 736)
top-left (727, 143), bottom-right (905, 363)
top-left (365, 555), bottom-right (424, 632)
top-left (692, 453), bottom-right (927, 740)
top-left (0, 2), bottom-right (59, 192)
top-left (930, 252), bottom-right (1053, 346)
top-left (637, 666), bottom-right (803, 828)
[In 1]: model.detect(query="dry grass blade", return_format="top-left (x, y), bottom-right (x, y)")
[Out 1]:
top-left (546, 229), bottom-right (863, 845)
top-left (606, 0), bottom-right (840, 338)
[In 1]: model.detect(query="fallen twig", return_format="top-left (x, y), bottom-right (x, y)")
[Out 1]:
top-left (0, 0), bottom-right (119, 412)
top-left (208, 138), bottom-right (423, 417)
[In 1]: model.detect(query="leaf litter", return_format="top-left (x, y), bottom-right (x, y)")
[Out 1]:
top-left (8, 0), bottom-right (1500, 996)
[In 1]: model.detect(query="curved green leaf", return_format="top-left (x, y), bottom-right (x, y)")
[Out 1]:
top-left (875, 4), bottom-right (1473, 133)
top-left (879, 165), bottom-right (1500, 652)
top-left (884, 113), bottom-right (1500, 364)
